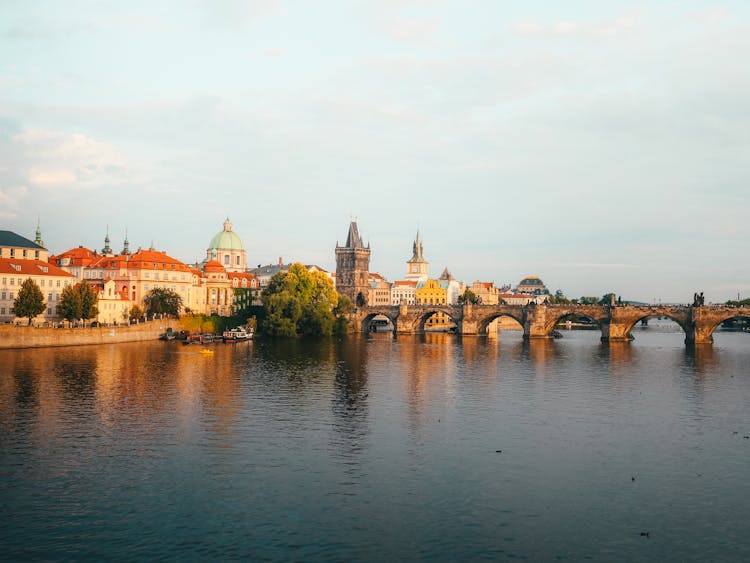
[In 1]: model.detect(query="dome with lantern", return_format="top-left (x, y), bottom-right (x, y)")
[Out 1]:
top-left (206, 218), bottom-right (247, 273)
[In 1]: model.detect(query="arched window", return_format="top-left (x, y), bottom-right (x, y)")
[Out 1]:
top-left (224, 255), bottom-right (230, 265)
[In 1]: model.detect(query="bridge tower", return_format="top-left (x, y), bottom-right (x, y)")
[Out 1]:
top-left (335, 221), bottom-right (371, 307)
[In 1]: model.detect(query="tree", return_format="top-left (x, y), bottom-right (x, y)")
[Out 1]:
top-left (59, 285), bottom-right (82, 323)
top-left (14, 278), bottom-right (46, 324)
top-left (457, 289), bottom-right (479, 305)
top-left (129, 304), bottom-right (144, 321)
top-left (261, 262), bottom-right (341, 336)
top-left (58, 282), bottom-right (99, 325)
top-left (79, 281), bottom-right (99, 322)
top-left (333, 294), bottom-right (352, 335)
top-left (143, 287), bottom-right (182, 317)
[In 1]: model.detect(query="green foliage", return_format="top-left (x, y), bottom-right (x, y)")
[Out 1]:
top-left (726, 298), bottom-right (750, 307)
top-left (578, 296), bottom-right (600, 305)
top-left (59, 285), bottom-right (82, 322)
top-left (58, 282), bottom-right (99, 323)
top-left (181, 314), bottom-right (221, 333)
top-left (79, 282), bottom-right (99, 320)
top-left (261, 262), bottom-right (343, 337)
top-left (128, 304), bottom-right (144, 321)
top-left (14, 278), bottom-right (46, 324)
top-left (143, 287), bottom-right (183, 317)
top-left (457, 289), bottom-right (479, 304)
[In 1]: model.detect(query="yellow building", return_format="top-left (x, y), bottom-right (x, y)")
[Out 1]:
top-left (91, 279), bottom-right (131, 324)
top-left (416, 279), bottom-right (454, 330)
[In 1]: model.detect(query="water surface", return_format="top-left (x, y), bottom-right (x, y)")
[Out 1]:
top-left (1, 326), bottom-right (749, 561)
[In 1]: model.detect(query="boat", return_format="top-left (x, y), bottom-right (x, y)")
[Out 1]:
top-left (222, 327), bottom-right (253, 342)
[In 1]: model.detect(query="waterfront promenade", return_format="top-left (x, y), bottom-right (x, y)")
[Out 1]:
top-left (0, 319), bottom-right (171, 349)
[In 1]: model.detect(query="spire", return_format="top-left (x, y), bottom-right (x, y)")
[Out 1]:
top-left (345, 221), bottom-right (364, 249)
top-left (34, 217), bottom-right (44, 247)
top-left (102, 225), bottom-right (112, 255)
top-left (439, 267), bottom-right (454, 281)
top-left (409, 230), bottom-right (424, 262)
top-left (223, 217), bottom-right (232, 232)
top-left (122, 228), bottom-right (130, 255)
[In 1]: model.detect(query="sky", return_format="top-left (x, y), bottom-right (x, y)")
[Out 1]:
top-left (1, 0), bottom-right (749, 304)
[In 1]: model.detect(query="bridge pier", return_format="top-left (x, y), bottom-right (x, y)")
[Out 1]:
top-left (601, 310), bottom-right (634, 342)
top-left (524, 305), bottom-right (553, 340)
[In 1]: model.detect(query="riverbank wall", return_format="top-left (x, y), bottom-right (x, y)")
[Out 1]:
top-left (0, 320), bottom-right (183, 350)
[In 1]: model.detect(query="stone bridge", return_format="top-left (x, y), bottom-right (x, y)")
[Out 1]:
top-left (354, 303), bottom-right (750, 345)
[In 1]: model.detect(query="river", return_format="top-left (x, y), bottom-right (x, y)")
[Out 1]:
top-left (1, 325), bottom-right (749, 561)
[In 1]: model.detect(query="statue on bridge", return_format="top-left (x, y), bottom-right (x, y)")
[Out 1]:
top-left (692, 292), bottom-right (705, 307)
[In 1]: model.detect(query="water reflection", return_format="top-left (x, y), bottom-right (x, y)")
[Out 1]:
top-left (329, 337), bottom-right (370, 471)
top-left (1, 333), bottom-right (749, 561)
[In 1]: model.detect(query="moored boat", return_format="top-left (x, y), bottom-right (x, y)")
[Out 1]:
top-left (222, 327), bottom-right (253, 342)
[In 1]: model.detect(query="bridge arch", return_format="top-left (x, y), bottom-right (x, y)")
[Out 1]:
top-left (540, 306), bottom-right (609, 340)
top-left (694, 309), bottom-right (750, 343)
top-left (360, 310), bottom-right (398, 333)
top-left (476, 312), bottom-right (525, 335)
top-left (415, 307), bottom-right (460, 333)
top-left (618, 312), bottom-right (690, 340)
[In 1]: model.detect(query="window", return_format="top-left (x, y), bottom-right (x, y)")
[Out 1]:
top-left (48, 293), bottom-right (52, 301)
top-left (9, 292), bottom-right (14, 300)
top-left (9, 278), bottom-right (14, 286)
top-left (144, 272), bottom-right (150, 279)
top-left (10, 249), bottom-right (14, 257)
top-left (236, 256), bottom-right (240, 265)
top-left (56, 280), bottom-right (61, 287)
top-left (35, 251), bottom-right (39, 259)
top-left (224, 255), bottom-right (229, 265)
top-left (1, 278), bottom-right (5, 285)
top-left (47, 308), bottom-right (52, 315)
top-left (1, 292), bottom-right (4, 300)
top-left (0, 308), bottom-right (4, 315)
top-left (23, 249), bottom-right (27, 257)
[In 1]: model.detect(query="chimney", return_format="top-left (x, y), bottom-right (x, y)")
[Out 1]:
top-left (279, 257), bottom-right (283, 266)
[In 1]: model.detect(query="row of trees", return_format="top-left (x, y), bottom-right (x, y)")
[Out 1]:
top-left (12, 278), bottom-right (184, 325)
top-left (15, 268), bottom-right (347, 337)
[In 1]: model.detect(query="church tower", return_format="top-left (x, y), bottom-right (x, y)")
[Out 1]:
top-left (405, 230), bottom-right (429, 282)
top-left (335, 221), bottom-right (371, 307)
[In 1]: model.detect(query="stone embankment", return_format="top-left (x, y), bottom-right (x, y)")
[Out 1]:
top-left (0, 320), bottom-right (182, 349)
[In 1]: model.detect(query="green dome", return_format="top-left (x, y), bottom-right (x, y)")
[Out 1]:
top-left (208, 218), bottom-right (244, 251)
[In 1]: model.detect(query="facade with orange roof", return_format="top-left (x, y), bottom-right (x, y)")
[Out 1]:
top-left (90, 279), bottom-right (131, 324)
top-left (391, 280), bottom-right (417, 305)
top-left (0, 229), bottom-right (76, 323)
top-left (368, 272), bottom-right (392, 307)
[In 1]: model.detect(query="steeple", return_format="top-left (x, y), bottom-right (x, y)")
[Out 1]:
top-left (122, 228), bottom-right (130, 255)
top-left (409, 230), bottom-right (424, 262)
top-left (34, 217), bottom-right (44, 248)
top-left (405, 229), bottom-right (428, 281)
top-left (223, 217), bottom-right (233, 232)
top-left (102, 225), bottom-right (113, 255)
top-left (344, 221), bottom-right (366, 249)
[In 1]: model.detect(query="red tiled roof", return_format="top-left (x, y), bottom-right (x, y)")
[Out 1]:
top-left (50, 246), bottom-right (99, 266)
top-left (86, 249), bottom-right (192, 272)
top-left (393, 280), bottom-right (418, 287)
top-left (204, 260), bottom-right (225, 273)
top-left (0, 258), bottom-right (75, 278)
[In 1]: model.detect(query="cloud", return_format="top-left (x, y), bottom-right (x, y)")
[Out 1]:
top-left (512, 13), bottom-right (638, 40)
top-left (10, 130), bottom-right (129, 190)
top-left (385, 17), bottom-right (441, 43)
top-left (201, 0), bottom-right (282, 29)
